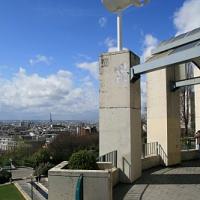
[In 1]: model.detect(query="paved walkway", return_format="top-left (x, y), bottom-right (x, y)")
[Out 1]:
top-left (113, 159), bottom-right (200, 200)
top-left (17, 180), bottom-right (47, 200)
top-left (12, 167), bottom-right (47, 200)
top-left (12, 167), bottom-right (33, 180)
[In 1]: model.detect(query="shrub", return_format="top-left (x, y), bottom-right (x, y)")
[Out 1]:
top-left (34, 163), bottom-right (54, 177)
top-left (68, 150), bottom-right (98, 170)
top-left (0, 170), bottom-right (11, 184)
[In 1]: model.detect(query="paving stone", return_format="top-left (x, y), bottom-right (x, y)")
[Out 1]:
top-left (113, 159), bottom-right (200, 200)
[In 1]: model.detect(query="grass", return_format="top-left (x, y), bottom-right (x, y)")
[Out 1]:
top-left (0, 184), bottom-right (25, 200)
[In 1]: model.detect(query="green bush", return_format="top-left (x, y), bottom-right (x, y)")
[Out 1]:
top-left (34, 163), bottom-right (54, 177)
top-left (68, 150), bottom-right (98, 170)
top-left (0, 170), bottom-right (11, 184)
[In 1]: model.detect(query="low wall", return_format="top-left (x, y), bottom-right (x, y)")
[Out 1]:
top-left (14, 182), bottom-right (31, 200)
top-left (111, 166), bottom-right (119, 187)
top-left (142, 155), bottom-right (160, 171)
top-left (97, 162), bottom-right (119, 187)
top-left (181, 149), bottom-right (199, 161)
top-left (141, 149), bottom-right (199, 171)
top-left (48, 161), bottom-right (119, 200)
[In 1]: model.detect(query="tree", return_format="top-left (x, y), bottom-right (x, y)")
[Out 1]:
top-left (34, 163), bottom-right (54, 177)
top-left (48, 133), bottom-right (99, 164)
top-left (32, 148), bottom-right (51, 168)
top-left (0, 141), bottom-right (44, 167)
top-left (180, 63), bottom-right (195, 136)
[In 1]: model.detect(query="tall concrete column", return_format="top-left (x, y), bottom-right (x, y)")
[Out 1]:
top-left (147, 66), bottom-right (181, 166)
top-left (194, 67), bottom-right (200, 132)
top-left (99, 50), bottom-right (141, 183)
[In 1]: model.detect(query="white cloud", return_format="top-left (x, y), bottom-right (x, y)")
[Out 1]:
top-left (140, 0), bottom-right (200, 116)
top-left (76, 54), bottom-right (92, 61)
top-left (104, 37), bottom-right (116, 49)
top-left (141, 34), bottom-right (159, 62)
top-left (104, 37), bottom-right (117, 52)
top-left (99, 17), bottom-right (107, 28)
top-left (141, 75), bottom-right (147, 114)
top-left (29, 55), bottom-right (53, 66)
top-left (173, 0), bottom-right (200, 35)
top-left (76, 61), bottom-right (99, 79)
top-left (104, 37), bottom-right (128, 52)
top-left (0, 68), bottom-right (98, 119)
top-left (107, 47), bottom-right (118, 52)
top-left (141, 0), bottom-right (200, 62)
top-left (140, 34), bottom-right (159, 115)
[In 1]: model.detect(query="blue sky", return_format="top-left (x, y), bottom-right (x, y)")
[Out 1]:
top-left (0, 0), bottom-right (199, 120)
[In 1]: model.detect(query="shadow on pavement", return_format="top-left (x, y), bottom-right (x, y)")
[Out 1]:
top-left (113, 159), bottom-right (200, 200)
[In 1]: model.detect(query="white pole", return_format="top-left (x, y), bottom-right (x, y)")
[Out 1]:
top-left (117, 12), bottom-right (122, 51)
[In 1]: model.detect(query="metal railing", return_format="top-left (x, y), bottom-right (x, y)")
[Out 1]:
top-left (76, 174), bottom-right (83, 200)
top-left (142, 142), bottom-right (158, 158)
top-left (158, 144), bottom-right (168, 165)
top-left (97, 150), bottom-right (117, 168)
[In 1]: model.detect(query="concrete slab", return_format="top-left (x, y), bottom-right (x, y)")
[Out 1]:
top-left (113, 159), bottom-right (200, 200)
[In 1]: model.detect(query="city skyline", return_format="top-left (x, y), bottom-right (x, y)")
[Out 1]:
top-left (0, 0), bottom-right (199, 120)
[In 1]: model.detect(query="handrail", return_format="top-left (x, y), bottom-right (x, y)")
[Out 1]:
top-left (142, 142), bottom-right (158, 158)
top-left (97, 150), bottom-right (117, 168)
top-left (75, 174), bottom-right (83, 200)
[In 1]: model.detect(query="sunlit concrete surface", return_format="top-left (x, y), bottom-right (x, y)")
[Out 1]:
top-left (147, 66), bottom-right (181, 166)
top-left (114, 159), bottom-right (200, 200)
top-left (99, 50), bottom-right (142, 183)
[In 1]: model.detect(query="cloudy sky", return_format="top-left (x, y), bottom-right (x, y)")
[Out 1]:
top-left (0, 0), bottom-right (199, 121)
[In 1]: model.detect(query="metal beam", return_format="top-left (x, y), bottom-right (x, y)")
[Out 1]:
top-left (131, 45), bottom-right (200, 80)
top-left (172, 76), bottom-right (200, 90)
top-left (152, 28), bottom-right (200, 55)
top-left (192, 60), bottom-right (200, 69)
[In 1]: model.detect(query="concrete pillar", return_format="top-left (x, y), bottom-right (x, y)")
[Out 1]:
top-left (194, 66), bottom-right (200, 132)
top-left (147, 66), bottom-right (181, 166)
top-left (99, 50), bottom-right (141, 183)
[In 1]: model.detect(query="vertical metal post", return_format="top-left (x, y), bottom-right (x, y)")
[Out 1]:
top-left (156, 142), bottom-right (159, 155)
top-left (31, 177), bottom-right (33, 200)
top-left (117, 12), bottom-right (122, 51)
top-left (196, 138), bottom-right (198, 150)
top-left (9, 158), bottom-right (12, 182)
top-left (115, 151), bottom-right (117, 168)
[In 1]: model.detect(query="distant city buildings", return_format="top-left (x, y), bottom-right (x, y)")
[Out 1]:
top-left (0, 136), bottom-right (17, 151)
top-left (0, 120), bottom-right (99, 152)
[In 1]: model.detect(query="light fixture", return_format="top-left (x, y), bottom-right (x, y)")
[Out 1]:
top-left (102, 0), bottom-right (149, 51)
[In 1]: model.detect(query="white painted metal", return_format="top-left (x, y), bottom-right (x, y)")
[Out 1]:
top-left (117, 13), bottom-right (122, 51)
top-left (102, 0), bottom-right (149, 51)
top-left (174, 76), bottom-right (200, 89)
top-left (152, 27), bottom-right (200, 55)
top-left (131, 44), bottom-right (200, 78)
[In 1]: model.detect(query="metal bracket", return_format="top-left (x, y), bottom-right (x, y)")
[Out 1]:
top-left (170, 81), bottom-right (177, 91)
top-left (192, 61), bottom-right (200, 70)
top-left (171, 76), bottom-right (200, 91)
top-left (130, 68), bottom-right (140, 82)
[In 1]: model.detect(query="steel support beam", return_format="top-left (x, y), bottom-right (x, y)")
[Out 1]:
top-left (171, 76), bottom-right (200, 90)
top-left (152, 29), bottom-right (200, 55)
top-left (131, 45), bottom-right (200, 80)
top-left (192, 60), bottom-right (200, 69)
